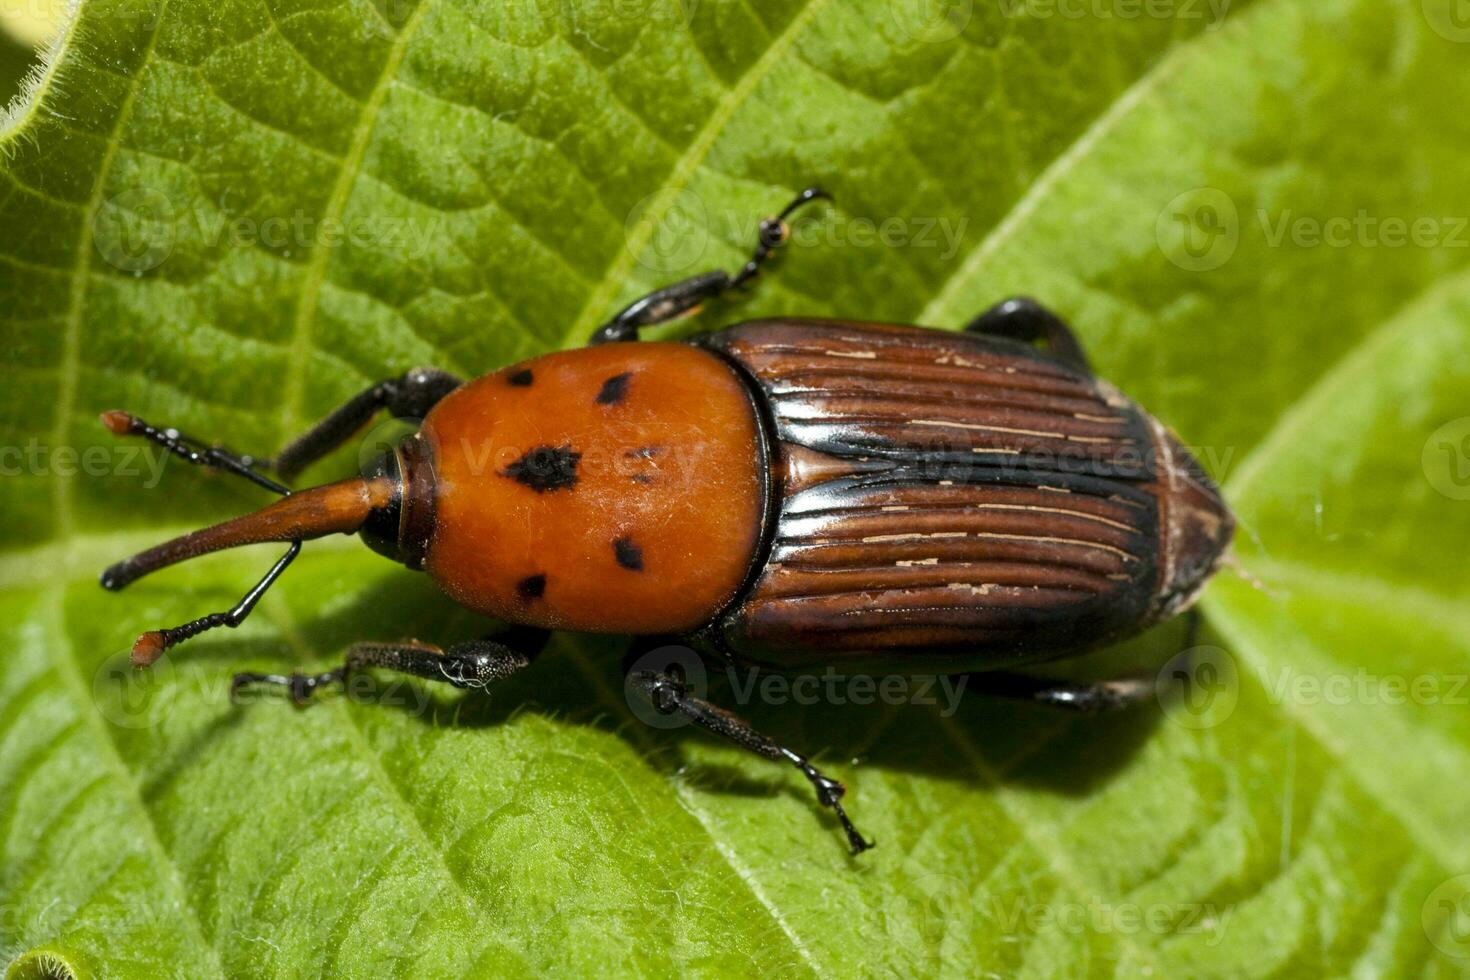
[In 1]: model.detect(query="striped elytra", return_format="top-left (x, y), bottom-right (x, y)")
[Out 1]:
top-left (697, 320), bottom-right (1232, 671)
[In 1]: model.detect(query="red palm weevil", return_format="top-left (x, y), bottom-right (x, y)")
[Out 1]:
top-left (99, 189), bottom-right (1234, 854)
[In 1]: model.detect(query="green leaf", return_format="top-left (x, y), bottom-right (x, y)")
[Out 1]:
top-left (3, 0), bottom-right (1469, 975)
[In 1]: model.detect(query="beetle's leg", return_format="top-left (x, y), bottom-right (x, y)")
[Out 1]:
top-left (230, 629), bottom-right (547, 705)
top-left (101, 411), bottom-right (290, 495)
top-left (627, 665), bottom-right (874, 854)
top-left (590, 187), bottom-right (829, 345)
top-left (966, 671), bottom-right (1153, 713)
top-left (130, 541), bottom-right (301, 666)
top-left (100, 368), bottom-right (462, 487)
top-left (964, 296), bottom-right (1092, 373)
top-left (271, 367), bottom-right (462, 481)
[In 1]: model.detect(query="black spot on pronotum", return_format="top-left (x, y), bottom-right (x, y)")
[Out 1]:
top-left (507, 368), bottom-right (534, 386)
top-left (596, 372), bottom-right (633, 405)
top-left (613, 535), bottom-right (644, 571)
top-left (503, 445), bottom-right (581, 492)
top-left (517, 574), bottom-right (546, 599)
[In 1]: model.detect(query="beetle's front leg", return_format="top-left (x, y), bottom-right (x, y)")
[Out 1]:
top-left (965, 296), bottom-right (1092, 373)
top-left (626, 664), bottom-right (874, 854)
top-left (589, 187), bottom-right (829, 344)
top-left (231, 630), bottom-right (547, 705)
top-left (272, 367), bottom-right (462, 480)
top-left (101, 367), bottom-right (463, 487)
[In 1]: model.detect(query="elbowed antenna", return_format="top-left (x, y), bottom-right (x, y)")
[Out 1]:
top-left (99, 476), bottom-right (397, 591)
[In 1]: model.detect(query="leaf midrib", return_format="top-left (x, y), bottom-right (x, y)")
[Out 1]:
top-left (276, 0), bottom-right (439, 440)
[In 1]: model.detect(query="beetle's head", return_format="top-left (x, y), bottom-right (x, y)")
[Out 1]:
top-left (99, 430), bottom-right (437, 667)
top-left (1154, 427), bottom-right (1235, 618)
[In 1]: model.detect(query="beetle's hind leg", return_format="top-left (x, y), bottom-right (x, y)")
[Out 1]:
top-left (965, 296), bottom-right (1092, 373)
top-left (965, 671), bottom-right (1154, 713)
top-left (627, 663), bottom-right (874, 854)
top-left (231, 629), bottom-right (547, 705)
top-left (589, 187), bottom-right (829, 345)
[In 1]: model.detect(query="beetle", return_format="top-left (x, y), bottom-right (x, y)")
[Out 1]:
top-left (99, 188), bottom-right (1233, 854)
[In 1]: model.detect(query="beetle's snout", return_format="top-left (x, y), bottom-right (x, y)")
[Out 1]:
top-left (358, 434), bottom-right (436, 571)
top-left (1157, 429), bottom-right (1234, 617)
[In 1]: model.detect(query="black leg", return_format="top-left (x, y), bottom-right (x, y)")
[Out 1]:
top-left (101, 367), bottom-right (462, 486)
top-left (102, 410), bottom-right (289, 495)
top-left (973, 610), bottom-right (1202, 712)
top-left (131, 541), bottom-right (301, 666)
top-left (231, 632), bottom-right (547, 705)
top-left (966, 670), bottom-right (1153, 713)
top-left (964, 296), bottom-right (1092, 373)
top-left (590, 187), bottom-right (829, 345)
top-left (627, 664), bottom-right (874, 854)
top-left (272, 367), bottom-right (461, 481)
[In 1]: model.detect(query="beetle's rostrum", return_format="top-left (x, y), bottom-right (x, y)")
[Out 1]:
top-left (98, 188), bottom-right (1233, 856)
